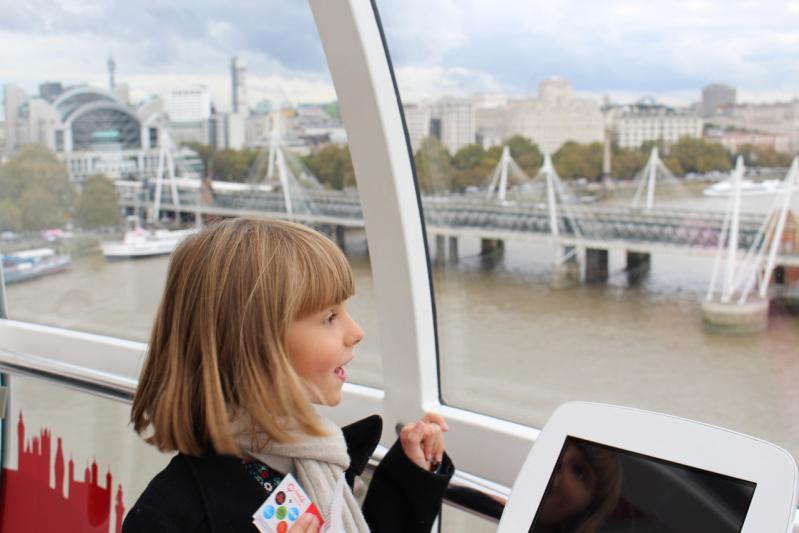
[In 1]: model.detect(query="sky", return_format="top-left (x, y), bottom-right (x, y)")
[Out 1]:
top-left (2, 0), bottom-right (799, 119)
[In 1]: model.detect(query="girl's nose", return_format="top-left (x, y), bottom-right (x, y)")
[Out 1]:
top-left (347, 316), bottom-right (365, 346)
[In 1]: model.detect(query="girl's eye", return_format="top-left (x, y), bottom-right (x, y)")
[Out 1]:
top-left (324, 313), bottom-right (336, 325)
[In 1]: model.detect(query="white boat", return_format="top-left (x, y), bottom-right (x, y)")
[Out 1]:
top-left (101, 219), bottom-right (197, 259)
top-left (2, 248), bottom-right (71, 284)
top-left (703, 178), bottom-right (782, 197)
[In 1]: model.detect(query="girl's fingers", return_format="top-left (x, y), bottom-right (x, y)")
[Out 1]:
top-left (422, 412), bottom-right (449, 432)
top-left (287, 513), bottom-right (319, 533)
top-left (433, 431), bottom-right (445, 464)
top-left (400, 422), bottom-right (428, 469)
top-left (399, 417), bottom-right (448, 470)
top-left (422, 423), bottom-right (441, 461)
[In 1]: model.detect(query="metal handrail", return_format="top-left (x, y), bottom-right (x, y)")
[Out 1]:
top-left (0, 349), bottom-right (509, 524)
top-left (0, 349), bottom-right (136, 403)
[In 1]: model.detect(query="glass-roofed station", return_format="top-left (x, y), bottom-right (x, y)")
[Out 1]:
top-left (1, 1), bottom-right (799, 532)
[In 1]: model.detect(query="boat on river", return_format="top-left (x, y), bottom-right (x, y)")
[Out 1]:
top-left (101, 218), bottom-right (197, 260)
top-left (703, 178), bottom-right (782, 197)
top-left (2, 248), bottom-right (71, 284)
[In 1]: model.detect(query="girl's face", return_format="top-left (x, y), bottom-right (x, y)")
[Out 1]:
top-left (285, 300), bottom-right (364, 406)
top-left (537, 443), bottom-right (597, 527)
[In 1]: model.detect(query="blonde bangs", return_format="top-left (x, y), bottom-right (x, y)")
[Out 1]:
top-left (284, 227), bottom-right (355, 320)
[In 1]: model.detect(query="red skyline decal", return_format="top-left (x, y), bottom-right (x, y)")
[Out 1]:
top-left (0, 411), bottom-right (125, 533)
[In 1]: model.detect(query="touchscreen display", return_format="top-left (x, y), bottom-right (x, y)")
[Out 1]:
top-left (528, 436), bottom-right (756, 533)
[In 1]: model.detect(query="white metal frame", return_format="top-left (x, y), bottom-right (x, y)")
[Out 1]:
top-left (499, 402), bottom-right (799, 533)
top-left (308, 0), bottom-right (539, 486)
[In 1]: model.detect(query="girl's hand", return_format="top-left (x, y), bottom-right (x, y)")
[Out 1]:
top-left (287, 513), bottom-right (319, 533)
top-left (399, 412), bottom-right (449, 471)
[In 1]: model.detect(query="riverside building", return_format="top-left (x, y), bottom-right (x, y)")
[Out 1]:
top-left (606, 101), bottom-right (703, 149)
top-left (3, 83), bottom-right (167, 183)
top-left (476, 78), bottom-right (603, 155)
top-left (709, 100), bottom-right (799, 153)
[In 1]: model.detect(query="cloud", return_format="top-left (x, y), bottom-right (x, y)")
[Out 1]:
top-left (395, 66), bottom-right (508, 103)
top-left (2, 0), bottom-right (798, 119)
top-left (377, 0), bottom-right (799, 100)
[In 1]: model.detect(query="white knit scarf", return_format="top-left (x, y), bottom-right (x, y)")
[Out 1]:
top-left (236, 417), bottom-right (370, 533)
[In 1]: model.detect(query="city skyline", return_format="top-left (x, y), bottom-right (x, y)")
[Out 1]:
top-left (2, 1), bottom-right (799, 119)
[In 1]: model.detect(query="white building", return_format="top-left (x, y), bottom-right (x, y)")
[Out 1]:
top-left (164, 87), bottom-right (212, 146)
top-left (709, 101), bottom-right (799, 152)
top-left (704, 128), bottom-right (791, 154)
top-left (475, 78), bottom-right (604, 155)
top-left (430, 98), bottom-right (475, 153)
top-left (3, 83), bottom-right (168, 183)
top-left (403, 103), bottom-right (432, 151)
top-left (209, 112), bottom-right (246, 151)
top-left (401, 98), bottom-right (476, 154)
top-left (608, 103), bottom-right (703, 149)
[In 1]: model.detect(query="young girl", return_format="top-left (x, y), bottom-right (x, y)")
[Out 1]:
top-left (123, 217), bottom-right (453, 533)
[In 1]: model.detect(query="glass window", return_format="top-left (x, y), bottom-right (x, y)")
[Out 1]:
top-left (1, 375), bottom-right (170, 530)
top-left (0, 1), bottom-right (381, 386)
top-left (377, 0), bottom-right (799, 458)
top-left (441, 504), bottom-right (497, 533)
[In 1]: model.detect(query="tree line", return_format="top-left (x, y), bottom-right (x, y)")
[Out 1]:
top-left (290, 134), bottom-right (793, 195)
top-left (413, 136), bottom-right (794, 194)
top-left (0, 145), bottom-right (120, 232)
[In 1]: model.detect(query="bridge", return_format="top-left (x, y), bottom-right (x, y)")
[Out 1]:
top-left (121, 128), bottom-right (799, 334)
top-left (116, 182), bottom-right (799, 266)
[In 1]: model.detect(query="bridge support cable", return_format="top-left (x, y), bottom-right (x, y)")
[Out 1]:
top-left (247, 109), bottom-right (322, 220)
top-left (722, 157), bottom-right (745, 303)
top-left (631, 147), bottom-right (677, 210)
top-left (485, 145), bottom-right (532, 203)
top-left (537, 154), bottom-right (586, 288)
top-left (753, 157), bottom-right (799, 300)
top-left (702, 156), bottom-right (799, 334)
top-left (150, 130), bottom-right (181, 224)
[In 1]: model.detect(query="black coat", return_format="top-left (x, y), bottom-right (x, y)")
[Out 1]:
top-left (123, 415), bottom-right (454, 533)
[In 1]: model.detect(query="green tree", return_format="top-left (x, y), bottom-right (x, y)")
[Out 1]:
top-left (212, 148), bottom-right (259, 181)
top-left (0, 144), bottom-right (75, 230)
top-left (669, 137), bottom-right (731, 174)
top-left (413, 137), bottom-right (452, 193)
top-left (304, 144), bottom-right (356, 190)
top-left (0, 199), bottom-right (22, 232)
top-left (451, 144), bottom-right (492, 192)
top-left (663, 157), bottom-right (684, 176)
top-left (19, 188), bottom-right (69, 230)
top-left (184, 142), bottom-right (216, 178)
top-left (505, 135), bottom-right (543, 177)
top-left (735, 144), bottom-right (793, 168)
top-left (611, 148), bottom-right (648, 179)
top-left (553, 141), bottom-right (603, 179)
top-left (75, 174), bottom-right (121, 229)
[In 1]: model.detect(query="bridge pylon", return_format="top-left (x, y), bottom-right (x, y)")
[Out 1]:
top-left (631, 147), bottom-right (675, 210)
top-left (249, 109), bottom-right (321, 220)
top-left (702, 156), bottom-right (799, 334)
top-left (537, 154), bottom-right (584, 288)
top-left (485, 145), bottom-right (532, 203)
top-left (149, 129), bottom-right (181, 225)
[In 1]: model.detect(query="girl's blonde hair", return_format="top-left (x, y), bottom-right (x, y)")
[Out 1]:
top-left (131, 217), bottom-right (354, 456)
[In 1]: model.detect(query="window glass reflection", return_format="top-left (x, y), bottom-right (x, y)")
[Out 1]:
top-left (377, 0), bottom-right (799, 457)
top-left (0, 0), bottom-right (381, 387)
